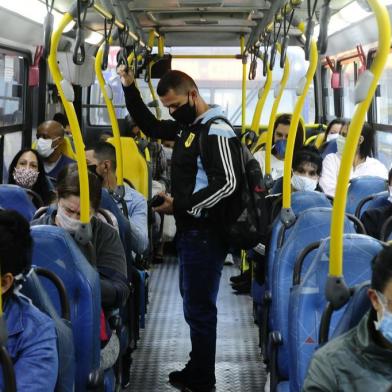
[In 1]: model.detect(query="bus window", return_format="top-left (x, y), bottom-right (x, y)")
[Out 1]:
top-left (375, 131), bottom-right (392, 168)
top-left (0, 50), bottom-right (24, 127)
top-left (376, 53), bottom-right (392, 124)
top-left (2, 131), bottom-right (22, 182)
top-left (342, 62), bottom-right (356, 118)
top-left (324, 67), bottom-right (335, 117)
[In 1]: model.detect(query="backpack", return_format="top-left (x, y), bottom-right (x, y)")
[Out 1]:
top-left (199, 117), bottom-right (268, 250)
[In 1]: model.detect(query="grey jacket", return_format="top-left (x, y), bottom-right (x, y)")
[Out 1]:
top-left (303, 310), bottom-right (392, 392)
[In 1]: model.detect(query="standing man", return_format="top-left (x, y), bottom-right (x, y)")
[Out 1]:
top-left (117, 65), bottom-right (241, 392)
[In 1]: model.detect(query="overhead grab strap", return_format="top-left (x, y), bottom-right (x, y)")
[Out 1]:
top-left (270, 18), bottom-right (283, 70)
top-left (280, 6), bottom-right (295, 68)
top-left (262, 32), bottom-right (272, 77)
top-left (43, 0), bottom-right (55, 58)
top-left (317, 0), bottom-right (331, 54)
top-left (73, 0), bottom-right (89, 65)
top-left (117, 25), bottom-right (130, 72)
top-left (101, 15), bottom-right (115, 71)
top-left (304, 0), bottom-right (318, 60)
top-left (326, 0), bottom-right (391, 309)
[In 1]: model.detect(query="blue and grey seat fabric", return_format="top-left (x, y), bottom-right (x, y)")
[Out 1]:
top-left (0, 184), bottom-right (36, 221)
top-left (287, 235), bottom-right (382, 392)
top-left (21, 268), bottom-right (75, 392)
top-left (355, 190), bottom-right (389, 218)
top-left (31, 225), bottom-right (102, 391)
top-left (346, 176), bottom-right (388, 215)
top-left (268, 208), bottom-right (356, 387)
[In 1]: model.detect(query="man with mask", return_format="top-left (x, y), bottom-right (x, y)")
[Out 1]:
top-left (303, 246), bottom-right (392, 391)
top-left (0, 209), bottom-right (58, 391)
top-left (36, 120), bottom-right (75, 184)
top-left (85, 142), bottom-right (149, 255)
top-left (117, 65), bottom-right (241, 392)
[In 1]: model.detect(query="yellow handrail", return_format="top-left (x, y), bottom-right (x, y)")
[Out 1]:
top-left (240, 35), bottom-right (247, 133)
top-left (250, 54), bottom-right (272, 136)
top-left (264, 44), bottom-right (290, 185)
top-left (95, 36), bottom-right (124, 187)
top-left (48, 13), bottom-right (90, 224)
top-left (328, 0), bottom-right (391, 280)
top-left (281, 23), bottom-right (318, 220)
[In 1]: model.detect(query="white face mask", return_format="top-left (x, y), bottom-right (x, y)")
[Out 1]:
top-left (36, 137), bottom-right (59, 158)
top-left (374, 291), bottom-right (392, 344)
top-left (291, 174), bottom-right (318, 192)
top-left (336, 135), bottom-right (346, 156)
top-left (56, 204), bottom-right (81, 234)
top-left (326, 133), bottom-right (339, 143)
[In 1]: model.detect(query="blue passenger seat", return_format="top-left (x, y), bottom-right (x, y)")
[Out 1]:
top-left (31, 225), bottom-right (102, 391)
top-left (0, 184), bottom-right (36, 221)
top-left (287, 234), bottom-right (382, 392)
top-left (346, 176), bottom-right (388, 215)
top-left (355, 190), bottom-right (389, 218)
top-left (21, 268), bottom-right (75, 392)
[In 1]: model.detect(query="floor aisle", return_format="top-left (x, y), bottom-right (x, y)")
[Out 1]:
top-left (129, 257), bottom-right (266, 391)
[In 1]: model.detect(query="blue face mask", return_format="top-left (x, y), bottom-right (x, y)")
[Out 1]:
top-left (375, 291), bottom-right (392, 344)
top-left (274, 139), bottom-right (287, 158)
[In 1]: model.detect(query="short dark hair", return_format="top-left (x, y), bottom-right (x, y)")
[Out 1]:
top-left (371, 246), bottom-right (392, 293)
top-left (93, 142), bottom-right (117, 172)
top-left (8, 148), bottom-right (53, 205)
top-left (359, 122), bottom-right (375, 159)
top-left (56, 163), bottom-right (102, 211)
top-left (53, 112), bottom-right (69, 128)
top-left (324, 118), bottom-right (349, 141)
top-left (272, 113), bottom-right (304, 154)
top-left (292, 146), bottom-right (323, 176)
top-left (388, 168), bottom-right (392, 185)
top-left (157, 70), bottom-right (198, 97)
top-left (0, 209), bottom-right (32, 276)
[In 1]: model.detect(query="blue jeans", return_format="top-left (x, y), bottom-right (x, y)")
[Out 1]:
top-left (177, 229), bottom-right (227, 378)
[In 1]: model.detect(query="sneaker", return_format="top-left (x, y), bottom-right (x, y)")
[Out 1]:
top-left (169, 365), bottom-right (215, 391)
top-left (224, 253), bottom-right (235, 265)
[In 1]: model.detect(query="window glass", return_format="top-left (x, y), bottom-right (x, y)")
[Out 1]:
top-left (324, 67), bottom-right (335, 117)
top-left (376, 53), bottom-right (392, 124)
top-left (0, 51), bottom-right (24, 127)
top-left (2, 131), bottom-right (22, 182)
top-left (342, 62), bottom-right (356, 119)
top-left (375, 130), bottom-right (392, 169)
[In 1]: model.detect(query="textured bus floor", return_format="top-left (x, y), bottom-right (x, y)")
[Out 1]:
top-left (128, 257), bottom-right (266, 392)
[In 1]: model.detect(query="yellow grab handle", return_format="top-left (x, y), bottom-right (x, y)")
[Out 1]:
top-left (281, 34), bottom-right (318, 215)
top-left (264, 44), bottom-right (290, 181)
top-left (250, 54), bottom-right (272, 136)
top-left (48, 13), bottom-right (90, 224)
top-left (329, 0), bottom-right (391, 278)
top-left (95, 37), bottom-right (124, 186)
top-left (240, 35), bottom-right (247, 133)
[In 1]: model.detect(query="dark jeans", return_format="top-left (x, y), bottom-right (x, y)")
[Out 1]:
top-left (176, 229), bottom-right (227, 379)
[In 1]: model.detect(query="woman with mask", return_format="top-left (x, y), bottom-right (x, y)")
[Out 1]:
top-left (254, 113), bottom-right (304, 181)
top-left (303, 246), bottom-right (392, 391)
top-left (319, 122), bottom-right (388, 197)
top-left (8, 148), bottom-right (53, 207)
top-left (319, 118), bottom-right (349, 157)
top-left (31, 164), bottom-right (129, 311)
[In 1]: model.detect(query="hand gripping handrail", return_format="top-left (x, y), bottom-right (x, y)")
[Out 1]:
top-left (249, 53), bottom-right (272, 137)
top-left (48, 11), bottom-right (91, 228)
top-left (263, 43), bottom-right (290, 190)
top-left (326, 0), bottom-right (391, 309)
top-left (281, 20), bottom-right (318, 226)
top-left (95, 30), bottom-right (125, 194)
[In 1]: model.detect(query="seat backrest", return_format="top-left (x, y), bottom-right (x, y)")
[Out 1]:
top-left (355, 191), bottom-right (389, 218)
top-left (329, 281), bottom-right (371, 340)
top-left (21, 270), bottom-right (75, 392)
top-left (267, 191), bottom-right (331, 291)
top-left (0, 184), bottom-right (36, 221)
top-left (288, 234), bottom-right (382, 392)
top-left (271, 208), bottom-right (355, 379)
top-left (346, 176), bottom-right (388, 215)
top-left (108, 137), bottom-right (150, 198)
top-left (31, 225), bottom-right (101, 391)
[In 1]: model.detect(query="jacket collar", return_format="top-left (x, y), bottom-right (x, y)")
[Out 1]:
top-left (3, 294), bottom-right (25, 337)
top-left (193, 105), bottom-right (224, 125)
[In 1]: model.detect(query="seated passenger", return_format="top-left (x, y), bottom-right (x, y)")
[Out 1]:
top-left (8, 148), bottom-right (54, 207)
top-left (0, 210), bottom-right (58, 391)
top-left (254, 113), bottom-right (304, 181)
top-left (31, 164), bottom-right (129, 310)
top-left (85, 142), bottom-right (149, 255)
top-left (319, 118), bottom-right (348, 157)
top-left (303, 246), bottom-right (392, 391)
top-left (36, 120), bottom-right (75, 184)
top-left (361, 168), bottom-right (392, 240)
top-left (53, 112), bottom-right (71, 136)
top-left (319, 122), bottom-right (388, 197)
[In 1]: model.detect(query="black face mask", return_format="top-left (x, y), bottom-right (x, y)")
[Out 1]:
top-left (170, 94), bottom-right (197, 126)
top-left (87, 164), bottom-right (104, 183)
